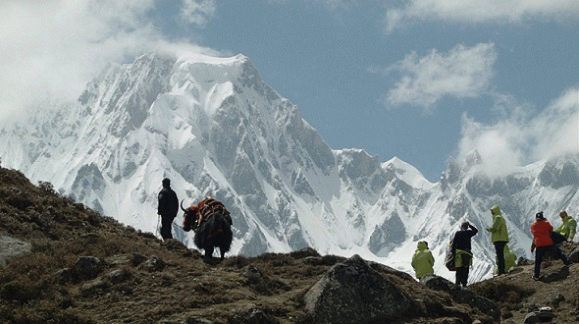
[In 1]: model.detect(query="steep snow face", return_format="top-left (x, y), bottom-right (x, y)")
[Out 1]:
top-left (1, 52), bottom-right (578, 283)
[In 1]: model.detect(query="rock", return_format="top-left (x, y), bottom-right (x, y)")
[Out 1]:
top-left (185, 317), bottom-right (214, 324)
top-left (450, 289), bottom-right (500, 321)
top-left (569, 247), bottom-right (579, 263)
top-left (524, 306), bottom-right (555, 323)
top-left (80, 232), bottom-right (99, 240)
top-left (517, 256), bottom-right (533, 266)
top-left (106, 254), bottom-right (131, 266)
top-left (143, 255), bottom-right (165, 272)
top-left (0, 235), bottom-right (32, 266)
top-left (73, 256), bottom-right (104, 280)
top-left (541, 265), bottom-right (569, 283)
top-left (303, 256), bottom-right (323, 265)
top-left (550, 294), bottom-right (565, 307)
top-left (289, 247), bottom-right (320, 259)
top-left (420, 274), bottom-right (455, 293)
top-left (105, 269), bottom-right (132, 284)
top-left (131, 252), bottom-right (146, 266)
top-left (229, 308), bottom-right (279, 324)
top-left (368, 260), bottom-right (415, 281)
top-left (80, 277), bottom-right (109, 297)
top-left (304, 255), bottom-right (413, 323)
top-left (56, 268), bottom-right (75, 284)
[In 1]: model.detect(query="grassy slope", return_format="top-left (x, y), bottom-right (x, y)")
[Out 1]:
top-left (0, 166), bottom-right (576, 323)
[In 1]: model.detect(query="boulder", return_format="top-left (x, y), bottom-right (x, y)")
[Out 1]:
top-left (450, 289), bottom-right (500, 321)
top-left (420, 274), bottom-right (455, 293)
top-left (568, 247), bottom-right (579, 263)
top-left (517, 256), bottom-right (533, 266)
top-left (541, 265), bottom-right (569, 283)
top-left (142, 255), bottom-right (165, 272)
top-left (73, 256), bottom-right (104, 280)
top-left (524, 306), bottom-right (555, 323)
top-left (105, 268), bottom-right (132, 284)
top-left (0, 235), bottom-right (31, 266)
top-left (304, 255), bottom-right (413, 323)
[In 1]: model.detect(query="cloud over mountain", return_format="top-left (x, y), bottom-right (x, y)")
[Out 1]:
top-left (385, 0), bottom-right (579, 33)
top-left (384, 43), bottom-right (496, 109)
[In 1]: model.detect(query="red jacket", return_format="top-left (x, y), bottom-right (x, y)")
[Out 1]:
top-left (531, 219), bottom-right (553, 247)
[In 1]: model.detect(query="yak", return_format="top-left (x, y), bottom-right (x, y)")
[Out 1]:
top-left (181, 198), bottom-right (233, 261)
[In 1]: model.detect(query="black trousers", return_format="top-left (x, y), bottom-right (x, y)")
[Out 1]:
top-left (455, 253), bottom-right (472, 287)
top-left (160, 215), bottom-right (175, 240)
top-left (534, 245), bottom-right (570, 277)
top-left (494, 241), bottom-right (506, 275)
top-left (456, 267), bottom-right (469, 287)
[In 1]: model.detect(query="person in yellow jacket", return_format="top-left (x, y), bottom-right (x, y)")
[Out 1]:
top-left (486, 205), bottom-right (509, 275)
top-left (556, 210), bottom-right (576, 241)
top-left (411, 241), bottom-right (434, 280)
top-left (494, 244), bottom-right (517, 275)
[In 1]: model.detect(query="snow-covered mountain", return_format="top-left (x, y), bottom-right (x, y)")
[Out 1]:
top-left (1, 51), bottom-right (577, 282)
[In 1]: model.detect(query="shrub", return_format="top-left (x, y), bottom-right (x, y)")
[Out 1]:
top-left (38, 181), bottom-right (55, 194)
top-left (0, 279), bottom-right (41, 303)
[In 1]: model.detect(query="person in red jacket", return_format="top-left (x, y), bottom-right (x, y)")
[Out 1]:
top-left (530, 211), bottom-right (570, 280)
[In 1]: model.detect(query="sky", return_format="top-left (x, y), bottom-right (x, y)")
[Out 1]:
top-left (1, 0), bottom-right (578, 181)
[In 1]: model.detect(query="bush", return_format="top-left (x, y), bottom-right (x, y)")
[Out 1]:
top-left (0, 279), bottom-right (42, 303)
top-left (38, 181), bottom-right (56, 194)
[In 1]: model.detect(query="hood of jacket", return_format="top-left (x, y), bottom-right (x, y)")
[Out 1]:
top-left (490, 205), bottom-right (502, 216)
top-left (416, 241), bottom-right (428, 251)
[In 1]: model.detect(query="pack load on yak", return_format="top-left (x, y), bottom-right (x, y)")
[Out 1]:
top-left (181, 197), bottom-right (232, 231)
top-left (180, 197), bottom-right (233, 261)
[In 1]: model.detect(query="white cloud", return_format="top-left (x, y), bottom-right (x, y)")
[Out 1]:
top-left (457, 87), bottom-right (579, 176)
top-left (180, 0), bottom-right (216, 27)
top-left (385, 0), bottom-right (579, 33)
top-left (385, 43), bottom-right (497, 108)
top-left (0, 1), bottom-right (218, 122)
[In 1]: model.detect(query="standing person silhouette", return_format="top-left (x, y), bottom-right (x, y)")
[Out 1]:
top-left (452, 221), bottom-right (478, 288)
top-left (157, 178), bottom-right (178, 240)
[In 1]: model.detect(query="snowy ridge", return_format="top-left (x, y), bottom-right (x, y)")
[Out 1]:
top-left (1, 51), bottom-right (578, 283)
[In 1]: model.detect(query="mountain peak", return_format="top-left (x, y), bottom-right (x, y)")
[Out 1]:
top-left (383, 156), bottom-right (433, 188)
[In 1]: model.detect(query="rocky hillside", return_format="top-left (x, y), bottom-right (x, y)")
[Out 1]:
top-left (0, 165), bottom-right (577, 323)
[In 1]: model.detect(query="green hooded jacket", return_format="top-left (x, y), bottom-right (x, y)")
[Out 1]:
top-left (486, 205), bottom-right (509, 243)
top-left (411, 241), bottom-right (434, 279)
top-left (556, 215), bottom-right (577, 241)
top-left (494, 244), bottom-right (517, 274)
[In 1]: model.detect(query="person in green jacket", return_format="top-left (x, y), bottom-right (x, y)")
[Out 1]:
top-left (486, 205), bottom-right (509, 275)
top-left (556, 210), bottom-right (576, 241)
top-left (494, 244), bottom-right (517, 275)
top-left (411, 241), bottom-right (434, 280)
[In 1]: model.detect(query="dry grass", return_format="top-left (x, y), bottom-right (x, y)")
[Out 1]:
top-left (1, 166), bottom-right (577, 323)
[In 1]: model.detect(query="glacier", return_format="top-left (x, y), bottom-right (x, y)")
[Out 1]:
top-left (0, 51), bottom-right (577, 283)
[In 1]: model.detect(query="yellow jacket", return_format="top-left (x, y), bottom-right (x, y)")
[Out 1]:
top-left (411, 241), bottom-right (434, 279)
top-left (556, 215), bottom-right (576, 241)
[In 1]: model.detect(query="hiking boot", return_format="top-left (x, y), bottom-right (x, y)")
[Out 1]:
top-left (532, 275), bottom-right (542, 281)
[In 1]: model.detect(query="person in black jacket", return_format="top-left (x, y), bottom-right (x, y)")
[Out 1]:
top-left (452, 221), bottom-right (478, 287)
top-left (157, 178), bottom-right (179, 240)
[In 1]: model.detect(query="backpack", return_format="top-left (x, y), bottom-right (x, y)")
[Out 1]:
top-left (550, 231), bottom-right (567, 245)
top-left (444, 237), bottom-right (456, 271)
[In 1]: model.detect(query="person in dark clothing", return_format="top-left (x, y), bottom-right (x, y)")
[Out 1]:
top-left (157, 178), bottom-right (179, 240)
top-left (452, 221), bottom-right (478, 287)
